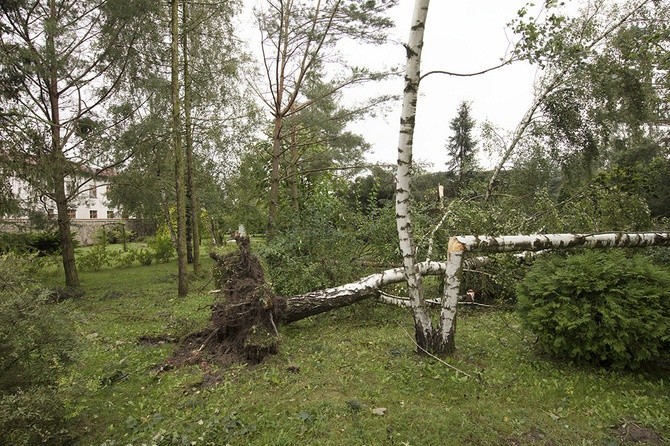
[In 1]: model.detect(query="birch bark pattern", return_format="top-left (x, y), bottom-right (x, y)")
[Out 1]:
top-left (395, 0), bottom-right (434, 351)
top-left (284, 261), bottom-right (447, 323)
top-left (454, 232), bottom-right (670, 253)
top-left (438, 238), bottom-right (465, 354)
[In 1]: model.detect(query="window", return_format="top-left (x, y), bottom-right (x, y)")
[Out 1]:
top-left (67, 209), bottom-right (76, 219)
top-left (47, 208), bottom-right (55, 217)
top-left (89, 210), bottom-right (98, 219)
top-left (89, 184), bottom-right (97, 198)
top-left (107, 210), bottom-right (115, 219)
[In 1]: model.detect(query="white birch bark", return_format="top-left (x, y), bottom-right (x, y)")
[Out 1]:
top-left (284, 261), bottom-right (447, 323)
top-left (438, 238), bottom-right (465, 353)
top-left (453, 232), bottom-right (670, 253)
top-left (395, 0), bottom-right (433, 349)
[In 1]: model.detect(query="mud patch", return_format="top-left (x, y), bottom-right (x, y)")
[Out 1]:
top-left (137, 334), bottom-right (178, 346)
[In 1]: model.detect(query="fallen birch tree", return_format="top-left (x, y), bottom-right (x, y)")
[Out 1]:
top-left (180, 232), bottom-right (670, 365)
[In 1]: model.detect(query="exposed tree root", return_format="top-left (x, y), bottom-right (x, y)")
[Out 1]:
top-left (169, 236), bottom-right (285, 367)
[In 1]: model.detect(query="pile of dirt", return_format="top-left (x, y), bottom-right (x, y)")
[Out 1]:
top-left (614, 421), bottom-right (664, 445)
top-left (169, 237), bottom-right (286, 367)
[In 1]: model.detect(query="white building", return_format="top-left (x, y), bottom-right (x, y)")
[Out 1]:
top-left (8, 175), bottom-right (121, 220)
top-left (3, 173), bottom-right (127, 245)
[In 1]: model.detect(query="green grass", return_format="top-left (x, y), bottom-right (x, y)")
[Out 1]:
top-left (51, 250), bottom-right (670, 446)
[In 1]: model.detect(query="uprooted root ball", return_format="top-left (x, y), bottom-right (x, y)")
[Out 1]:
top-left (189, 236), bottom-right (286, 364)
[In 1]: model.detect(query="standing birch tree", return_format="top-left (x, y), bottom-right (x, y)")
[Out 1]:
top-left (395, 0), bottom-right (442, 353)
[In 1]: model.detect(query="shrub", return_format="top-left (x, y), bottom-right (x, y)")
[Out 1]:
top-left (461, 253), bottom-right (530, 304)
top-left (517, 250), bottom-right (670, 369)
top-left (76, 243), bottom-right (111, 271)
top-left (147, 232), bottom-right (174, 263)
top-left (0, 252), bottom-right (44, 292)
top-left (259, 188), bottom-right (398, 296)
top-left (135, 248), bottom-right (154, 266)
top-left (0, 230), bottom-right (62, 255)
top-left (94, 225), bottom-right (135, 245)
top-left (113, 248), bottom-right (138, 268)
top-left (0, 255), bottom-right (78, 445)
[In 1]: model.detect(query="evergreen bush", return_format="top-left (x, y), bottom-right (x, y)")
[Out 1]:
top-left (517, 250), bottom-right (670, 369)
top-left (0, 230), bottom-right (62, 255)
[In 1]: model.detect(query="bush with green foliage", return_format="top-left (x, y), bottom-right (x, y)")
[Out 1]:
top-left (0, 230), bottom-right (62, 255)
top-left (261, 182), bottom-right (398, 296)
top-left (147, 231), bottom-right (174, 263)
top-left (0, 254), bottom-right (78, 445)
top-left (77, 241), bottom-right (111, 271)
top-left (461, 253), bottom-right (531, 303)
top-left (517, 250), bottom-right (670, 369)
top-left (94, 224), bottom-right (135, 245)
top-left (113, 247), bottom-right (138, 268)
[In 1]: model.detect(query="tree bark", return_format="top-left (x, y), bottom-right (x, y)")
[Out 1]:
top-left (172, 0), bottom-right (188, 297)
top-left (268, 115), bottom-right (282, 235)
top-left (395, 0), bottom-right (434, 351)
top-left (437, 238), bottom-right (464, 355)
top-left (182, 0), bottom-right (201, 274)
top-left (283, 261), bottom-right (447, 324)
top-left (453, 232), bottom-right (670, 253)
top-left (47, 0), bottom-right (79, 288)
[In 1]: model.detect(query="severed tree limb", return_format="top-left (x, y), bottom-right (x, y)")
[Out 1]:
top-left (283, 261), bottom-right (447, 323)
top-left (454, 232), bottom-right (670, 253)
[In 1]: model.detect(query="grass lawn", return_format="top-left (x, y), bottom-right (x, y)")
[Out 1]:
top-left (52, 247), bottom-right (669, 445)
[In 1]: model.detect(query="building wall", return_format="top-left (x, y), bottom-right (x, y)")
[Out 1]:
top-left (4, 175), bottom-right (133, 245)
top-left (9, 176), bottom-right (121, 221)
top-left (0, 218), bottom-right (140, 246)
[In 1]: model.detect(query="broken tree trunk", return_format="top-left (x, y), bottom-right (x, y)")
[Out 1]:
top-left (453, 232), bottom-right (670, 253)
top-left (437, 231), bottom-right (670, 354)
top-left (283, 261), bottom-right (448, 323)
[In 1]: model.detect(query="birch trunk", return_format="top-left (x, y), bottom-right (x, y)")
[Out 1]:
top-left (395, 0), bottom-right (435, 351)
top-left (283, 261), bottom-right (447, 323)
top-left (437, 238), bottom-right (464, 354)
top-left (453, 232), bottom-right (670, 253)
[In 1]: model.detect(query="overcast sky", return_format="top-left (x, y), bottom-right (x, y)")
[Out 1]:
top-left (345, 0), bottom-right (545, 171)
top-left (241, 0), bottom-right (568, 171)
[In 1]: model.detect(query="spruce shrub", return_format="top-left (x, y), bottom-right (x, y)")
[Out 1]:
top-left (517, 250), bottom-right (670, 369)
top-left (0, 230), bottom-right (62, 255)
